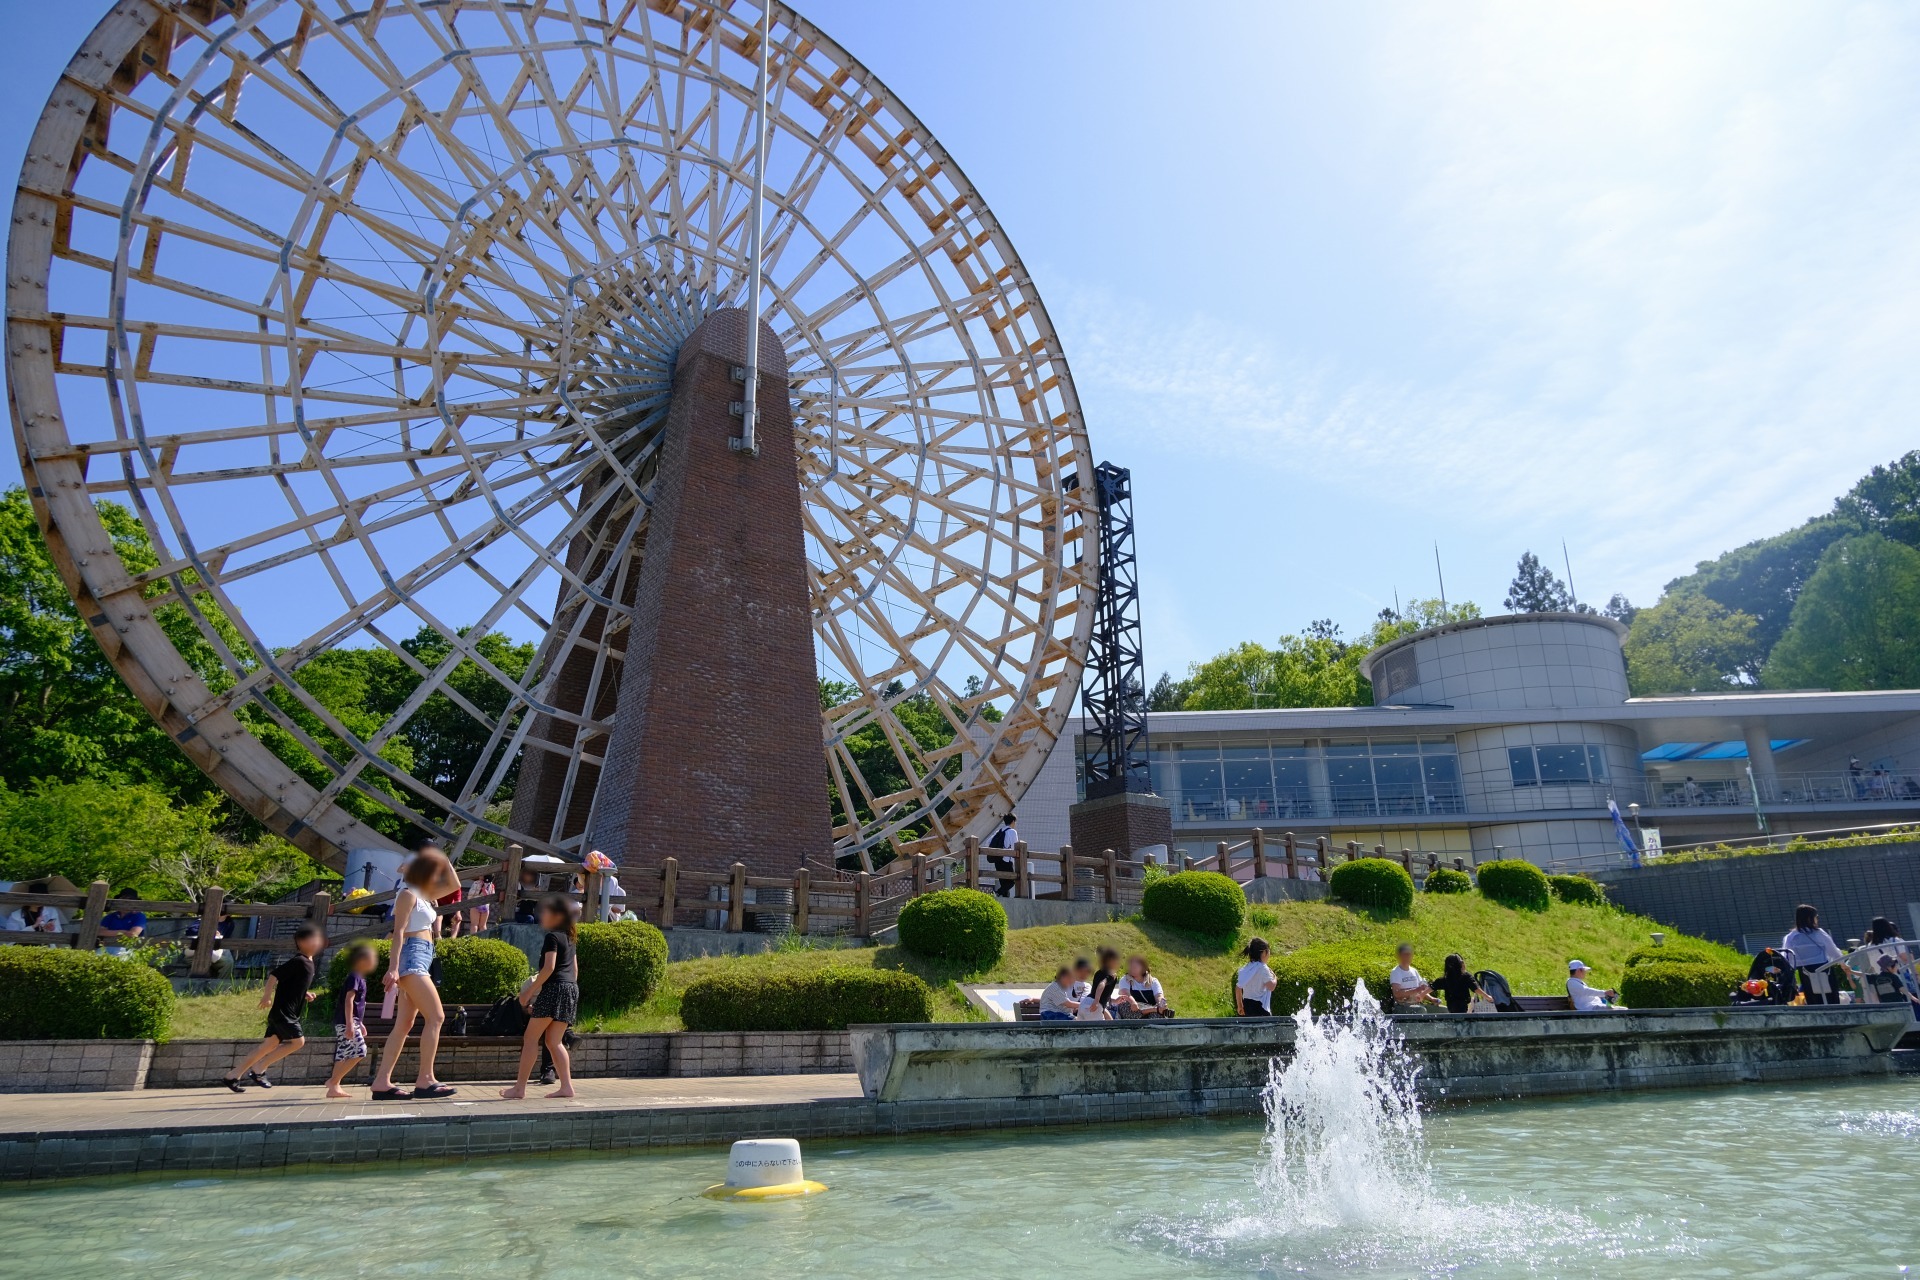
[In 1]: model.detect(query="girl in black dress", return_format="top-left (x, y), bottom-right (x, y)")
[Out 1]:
top-left (501, 895), bottom-right (580, 1100)
top-left (1433, 953), bottom-right (1485, 1014)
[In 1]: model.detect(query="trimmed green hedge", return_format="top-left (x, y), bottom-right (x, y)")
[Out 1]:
top-left (896, 888), bottom-right (1006, 971)
top-left (577, 920), bottom-right (669, 1010)
top-left (1270, 941), bottom-right (1395, 1017)
top-left (1476, 859), bottom-right (1552, 911)
top-left (1619, 960), bottom-right (1746, 1009)
top-left (1423, 867), bottom-right (1471, 894)
top-left (1624, 938), bottom-right (1740, 969)
top-left (323, 935), bottom-right (529, 1002)
top-left (679, 966), bottom-right (934, 1031)
top-left (1328, 858), bottom-right (1415, 916)
top-left (436, 937), bottom-right (529, 1002)
top-left (1141, 871), bottom-right (1245, 937)
top-left (1548, 874), bottom-right (1607, 907)
top-left (0, 947), bottom-right (174, 1041)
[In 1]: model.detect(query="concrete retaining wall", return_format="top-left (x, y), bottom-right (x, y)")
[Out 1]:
top-left (850, 1006), bottom-right (1910, 1104)
top-left (0, 1040), bottom-right (153, 1093)
top-left (5, 1031), bottom-right (853, 1092)
top-left (1599, 842), bottom-right (1920, 947)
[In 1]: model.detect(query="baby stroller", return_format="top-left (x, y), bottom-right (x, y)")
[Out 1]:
top-left (1474, 969), bottom-right (1523, 1013)
top-left (1732, 947), bottom-right (1797, 1006)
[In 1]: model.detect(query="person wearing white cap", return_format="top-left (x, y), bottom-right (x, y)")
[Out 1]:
top-left (1565, 960), bottom-right (1617, 1011)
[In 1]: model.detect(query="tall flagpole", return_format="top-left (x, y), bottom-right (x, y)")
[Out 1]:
top-left (736, 0), bottom-right (772, 457)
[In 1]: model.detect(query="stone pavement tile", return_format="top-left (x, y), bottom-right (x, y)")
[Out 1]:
top-left (0, 1074), bottom-right (868, 1139)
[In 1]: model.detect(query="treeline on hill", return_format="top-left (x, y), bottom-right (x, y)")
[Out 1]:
top-left (1152, 451), bottom-right (1920, 709)
top-left (1, 487), bottom-right (984, 891)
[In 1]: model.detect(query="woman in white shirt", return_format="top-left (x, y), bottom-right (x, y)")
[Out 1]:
top-left (1783, 904), bottom-right (1847, 1005)
top-left (1236, 938), bottom-right (1277, 1017)
top-left (1117, 955), bottom-right (1167, 1017)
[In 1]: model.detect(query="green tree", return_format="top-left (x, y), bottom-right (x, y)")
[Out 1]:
top-left (1147, 671), bottom-right (1191, 711)
top-left (1504, 552), bottom-right (1573, 613)
top-left (1622, 591), bottom-right (1762, 693)
top-left (1661, 516), bottom-right (1855, 657)
top-left (1835, 450), bottom-right (1920, 550)
top-left (0, 778), bottom-right (325, 900)
top-left (1765, 533), bottom-right (1920, 691)
top-left (1180, 599), bottom-right (1481, 711)
top-left (0, 489), bottom-right (224, 795)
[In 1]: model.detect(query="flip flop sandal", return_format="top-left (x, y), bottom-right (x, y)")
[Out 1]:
top-left (370, 1086), bottom-right (412, 1101)
top-left (244, 1071), bottom-right (273, 1089)
top-left (411, 1084), bottom-right (457, 1099)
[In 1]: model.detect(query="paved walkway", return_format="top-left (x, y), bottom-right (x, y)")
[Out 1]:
top-left (4, 1074), bottom-right (865, 1138)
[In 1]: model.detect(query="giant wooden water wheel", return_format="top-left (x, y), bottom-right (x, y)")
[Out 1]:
top-left (8, 0), bottom-right (1095, 870)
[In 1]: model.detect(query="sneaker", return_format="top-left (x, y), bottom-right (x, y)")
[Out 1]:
top-left (539, 1068), bottom-right (556, 1086)
top-left (244, 1070), bottom-right (273, 1089)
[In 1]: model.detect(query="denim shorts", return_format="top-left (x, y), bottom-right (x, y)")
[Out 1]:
top-left (396, 937), bottom-right (435, 977)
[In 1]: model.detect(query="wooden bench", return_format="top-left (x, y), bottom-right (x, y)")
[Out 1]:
top-left (361, 1002), bottom-right (503, 1040)
top-left (1511, 995), bottom-right (1576, 1012)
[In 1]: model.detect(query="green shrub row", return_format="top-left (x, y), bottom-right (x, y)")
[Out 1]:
top-left (1329, 858), bottom-right (1415, 916)
top-left (325, 936), bottom-right (529, 1003)
top-left (1476, 859), bottom-right (1552, 911)
top-left (1422, 867), bottom-right (1471, 894)
top-left (1547, 874), bottom-right (1607, 907)
top-left (1623, 937), bottom-right (1740, 969)
top-left (1619, 960), bottom-right (1747, 1009)
top-left (1269, 940), bottom-right (1395, 1017)
top-left (0, 947), bottom-right (174, 1041)
top-left (679, 966), bottom-right (934, 1031)
top-left (577, 920), bottom-right (669, 1010)
top-left (896, 888), bottom-right (1006, 971)
top-left (1141, 870), bottom-right (1245, 936)
top-left (322, 922), bottom-right (669, 1010)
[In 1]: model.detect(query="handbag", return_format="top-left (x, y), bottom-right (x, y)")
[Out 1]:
top-left (1468, 997), bottom-right (1497, 1014)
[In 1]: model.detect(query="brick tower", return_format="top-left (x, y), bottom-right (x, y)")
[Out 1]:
top-left (519, 307), bottom-right (831, 877)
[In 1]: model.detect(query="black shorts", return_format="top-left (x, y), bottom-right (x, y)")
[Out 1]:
top-left (265, 1012), bottom-right (306, 1043)
top-left (530, 979), bottom-right (578, 1025)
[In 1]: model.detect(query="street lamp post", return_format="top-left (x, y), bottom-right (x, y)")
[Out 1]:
top-left (1627, 802), bottom-right (1641, 834)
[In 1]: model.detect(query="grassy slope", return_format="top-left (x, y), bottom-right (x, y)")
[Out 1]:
top-left (170, 895), bottom-right (1740, 1037)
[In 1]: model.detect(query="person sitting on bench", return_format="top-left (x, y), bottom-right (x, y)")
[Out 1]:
top-left (1566, 960), bottom-right (1617, 1010)
top-left (1037, 967), bottom-right (1079, 1021)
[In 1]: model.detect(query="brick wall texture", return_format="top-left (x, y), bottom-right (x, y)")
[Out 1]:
top-left (1599, 842), bottom-right (1920, 947)
top-left (579, 308), bottom-right (832, 878)
top-left (1068, 794), bottom-right (1173, 865)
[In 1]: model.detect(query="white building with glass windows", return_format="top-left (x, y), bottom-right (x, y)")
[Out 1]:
top-left (1016, 613), bottom-right (1920, 871)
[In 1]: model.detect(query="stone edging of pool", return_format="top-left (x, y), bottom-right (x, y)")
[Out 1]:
top-left (1, 1008), bottom-right (1908, 1182)
top-left (851, 1005), bottom-right (1914, 1103)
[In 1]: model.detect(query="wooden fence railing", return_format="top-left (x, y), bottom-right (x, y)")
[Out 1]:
top-left (2, 833), bottom-right (1478, 968)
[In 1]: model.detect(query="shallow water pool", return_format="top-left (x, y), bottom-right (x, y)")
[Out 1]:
top-left (2, 1078), bottom-right (1917, 1277)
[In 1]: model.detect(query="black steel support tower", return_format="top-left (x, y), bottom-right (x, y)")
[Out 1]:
top-left (1079, 461), bottom-right (1150, 799)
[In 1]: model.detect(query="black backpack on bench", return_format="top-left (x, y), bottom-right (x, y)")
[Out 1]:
top-left (479, 995), bottom-right (529, 1038)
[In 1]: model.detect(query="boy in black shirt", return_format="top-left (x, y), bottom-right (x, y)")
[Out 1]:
top-left (221, 924), bottom-right (324, 1092)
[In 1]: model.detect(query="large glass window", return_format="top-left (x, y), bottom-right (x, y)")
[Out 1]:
top-left (1146, 735), bottom-right (1461, 823)
top-left (1508, 747), bottom-right (1538, 786)
top-left (1221, 747), bottom-right (1270, 820)
top-left (1509, 743), bottom-right (1609, 786)
top-left (1536, 745), bottom-right (1589, 783)
top-left (1177, 747), bottom-right (1224, 820)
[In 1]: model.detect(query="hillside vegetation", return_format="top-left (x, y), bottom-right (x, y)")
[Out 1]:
top-left (168, 894), bottom-right (1730, 1037)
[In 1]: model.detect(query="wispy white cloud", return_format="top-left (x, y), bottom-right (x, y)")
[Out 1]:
top-left (1055, 0), bottom-right (1920, 657)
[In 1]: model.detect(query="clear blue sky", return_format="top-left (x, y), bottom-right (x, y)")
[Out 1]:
top-left (6, 2), bottom-right (1919, 677)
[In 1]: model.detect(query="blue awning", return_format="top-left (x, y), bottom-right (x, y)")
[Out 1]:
top-left (1640, 739), bottom-right (1810, 762)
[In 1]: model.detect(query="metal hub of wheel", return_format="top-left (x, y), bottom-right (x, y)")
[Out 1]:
top-left (9, 0), bottom-right (1095, 868)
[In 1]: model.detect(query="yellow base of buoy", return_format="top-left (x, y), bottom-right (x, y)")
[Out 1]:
top-left (702, 1180), bottom-right (828, 1200)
